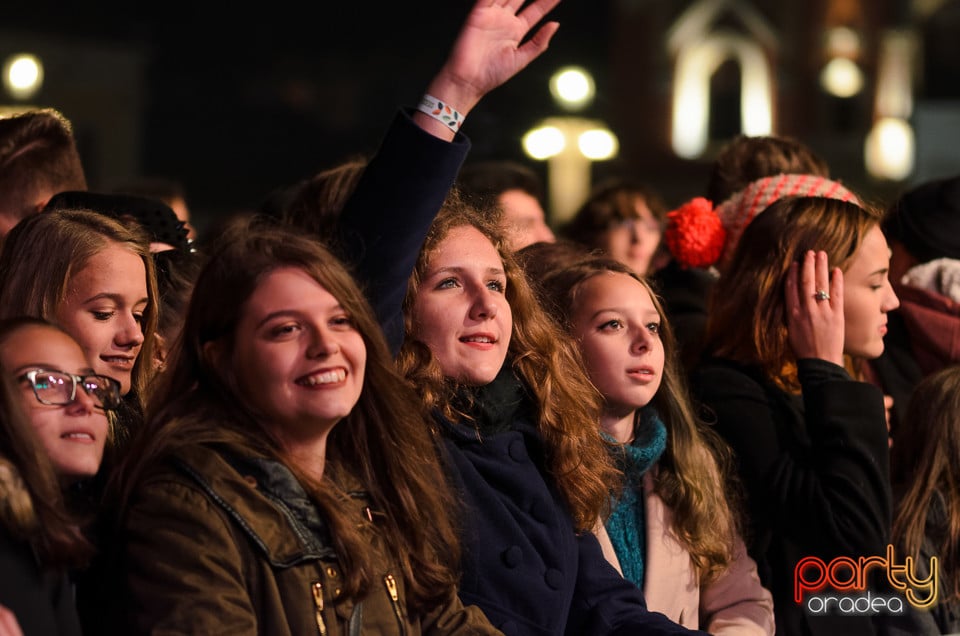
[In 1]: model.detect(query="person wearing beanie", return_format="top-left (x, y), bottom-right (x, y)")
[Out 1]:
top-left (688, 193), bottom-right (902, 636)
top-left (867, 173), bottom-right (960, 435)
top-left (661, 173), bottom-right (858, 373)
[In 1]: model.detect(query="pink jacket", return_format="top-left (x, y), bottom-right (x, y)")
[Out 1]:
top-left (640, 471), bottom-right (775, 635)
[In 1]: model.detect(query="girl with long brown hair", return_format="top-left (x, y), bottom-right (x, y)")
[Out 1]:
top-left (532, 255), bottom-right (773, 633)
top-left (688, 190), bottom-right (899, 635)
top-left (329, 0), bottom-right (699, 630)
top-left (351, 186), bottom-right (700, 634)
top-left (95, 222), bottom-right (499, 634)
top-left (891, 365), bottom-right (960, 634)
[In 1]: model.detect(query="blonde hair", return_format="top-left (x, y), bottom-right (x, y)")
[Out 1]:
top-left (0, 208), bottom-right (159, 412)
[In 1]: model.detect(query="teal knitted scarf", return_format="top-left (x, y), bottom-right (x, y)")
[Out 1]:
top-left (604, 407), bottom-right (668, 588)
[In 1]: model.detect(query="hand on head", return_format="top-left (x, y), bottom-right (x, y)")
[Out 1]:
top-left (784, 250), bottom-right (845, 366)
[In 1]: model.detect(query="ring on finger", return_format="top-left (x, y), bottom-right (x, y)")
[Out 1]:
top-left (814, 289), bottom-right (830, 301)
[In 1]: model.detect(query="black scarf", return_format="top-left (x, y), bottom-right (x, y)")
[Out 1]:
top-left (451, 363), bottom-right (532, 436)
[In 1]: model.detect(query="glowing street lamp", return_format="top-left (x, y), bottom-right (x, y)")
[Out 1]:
top-left (549, 66), bottom-right (596, 111)
top-left (521, 67), bottom-right (619, 223)
top-left (523, 116), bottom-right (618, 224)
top-left (865, 117), bottom-right (914, 181)
top-left (819, 26), bottom-right (865, 98)
top-left (578, 129), bottom-right (618, 160)
top-left (3, 53), bottom-right (44, 101)
top-left (523, 125), bottom-right (566, 160)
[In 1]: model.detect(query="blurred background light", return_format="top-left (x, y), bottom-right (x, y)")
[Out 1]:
top-left (3, 53), bottom-right (43, 100)
top-left (549, 66), bottom-right (595, 111)
top-left (578, 128), bottom-right (618, 160)
top-left (523, 125), bottom-right (566, 160)
top-left (820, 57), bottom-right (865, 98)
top-left (865, 117), bottom-right (915, 180)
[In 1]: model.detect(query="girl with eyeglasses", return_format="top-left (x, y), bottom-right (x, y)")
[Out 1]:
top-left (558, 179), bottom-right (669, 277)
top-left (0, 317), bottom-right (120, 488)
top-left (0, 317), bottom-right (120, 636)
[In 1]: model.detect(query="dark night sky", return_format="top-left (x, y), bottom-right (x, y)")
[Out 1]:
top-left (3, 2), bottom-right (611, 232)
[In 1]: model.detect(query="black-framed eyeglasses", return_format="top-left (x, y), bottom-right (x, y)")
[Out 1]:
top-left (17, 369), bottom-right (122, 411)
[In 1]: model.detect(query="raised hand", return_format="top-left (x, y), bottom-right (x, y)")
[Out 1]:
top-left (0, 605), bottom-right (23, 636)
top-left (418, 0), bottom-right (561, 139)
top-left (784, 250), bottom-right (845, 366)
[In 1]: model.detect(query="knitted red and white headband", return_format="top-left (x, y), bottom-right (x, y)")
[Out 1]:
top-left (665, 173), bottom-right (860, 270)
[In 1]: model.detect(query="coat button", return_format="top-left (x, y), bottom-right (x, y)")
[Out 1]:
top-left (544, 568), bottom-right (563, 590)
top-left (530, 499), bottom-right (552, 523)
top-left (326, 566), bottom-right (338, 578)
top-left (501, 546), bottom-right (522, 568)
top-left (508, 439), bottom-right (527, 462)
top-left (242, 475), bottom-right (257, 488)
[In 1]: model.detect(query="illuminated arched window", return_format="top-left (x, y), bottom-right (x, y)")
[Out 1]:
top-left (671, 31), bottom-right (773, 159)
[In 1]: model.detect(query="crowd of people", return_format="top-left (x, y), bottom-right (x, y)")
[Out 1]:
top-left (0, 0), bottom-right (958, 635)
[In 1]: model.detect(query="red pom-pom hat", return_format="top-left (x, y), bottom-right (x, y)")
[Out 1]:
top-left (665, 197), bottom-right (726, 269)
top-left (665, 173), bottom-right (860, 270)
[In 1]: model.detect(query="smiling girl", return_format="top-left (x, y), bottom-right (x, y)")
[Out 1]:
top-left (0, 209), bottom-right (159, 448)
top-left (92, 223), bottom-right (499, 635)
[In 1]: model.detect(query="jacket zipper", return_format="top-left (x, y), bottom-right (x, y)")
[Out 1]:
top-left (311, 581), bottom-right (328, 636)
top-left (383, 574), bottom-right (407, 636)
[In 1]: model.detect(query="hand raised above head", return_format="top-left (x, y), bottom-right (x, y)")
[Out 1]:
top-left (784, 250), bottom-right (845, 366)
top-left (0, 605), bottom-right (24, 636)
top-left (418, 0), bottom-right (561, 138)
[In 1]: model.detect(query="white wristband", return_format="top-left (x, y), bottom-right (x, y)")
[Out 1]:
top-left (417, 94), bottom-right (464, 131)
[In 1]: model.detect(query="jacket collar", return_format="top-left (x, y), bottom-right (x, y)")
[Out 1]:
top-left (173, 445), bottom-right (338, 568)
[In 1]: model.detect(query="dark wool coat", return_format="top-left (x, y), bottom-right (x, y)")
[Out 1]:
top-left (339, 111), bottom-right (704, 636)
top-left (691, 357), bottom-right (893, 636)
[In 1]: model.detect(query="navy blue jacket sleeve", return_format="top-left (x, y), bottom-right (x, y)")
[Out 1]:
top-left (566, 532), bottom-right (706, 635)
top-left (337, 109), bottom-right (471, 353)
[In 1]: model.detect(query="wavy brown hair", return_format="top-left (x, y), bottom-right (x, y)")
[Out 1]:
top-left (113, 219), bottom-right (461, 613)
top-left (397, 191), bottom-right (619, 532)
top-left (704, 196), bottom-right (882, 391)
top-left (536, 257), bottom-right (742, 582)
top-left (892, 365), bottom-right (960, 603)
top-left (0, 208), bottom-right (159, 414)
top-left (0, 355), bottom-right (93, 568)
top-left (282, 156), bottom-right (369, 244)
